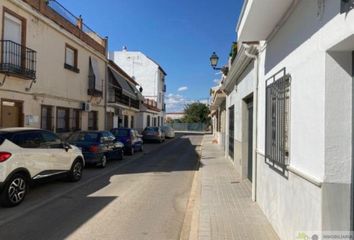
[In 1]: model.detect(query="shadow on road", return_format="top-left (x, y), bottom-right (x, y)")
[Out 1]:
top-left (0, 134), bottom-right (204, 240)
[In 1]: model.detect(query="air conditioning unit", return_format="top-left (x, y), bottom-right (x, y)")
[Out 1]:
top-left (81, 102), bottom-right (91, 112)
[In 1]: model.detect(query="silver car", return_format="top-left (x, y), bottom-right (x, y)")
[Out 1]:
top-left (161, 126), bottom-right (175, 138)
top-left (142, 127), bottom-right (165, 143)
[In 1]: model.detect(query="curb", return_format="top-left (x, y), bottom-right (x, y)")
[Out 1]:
top-left (179, 135), bottom-right (204, 240)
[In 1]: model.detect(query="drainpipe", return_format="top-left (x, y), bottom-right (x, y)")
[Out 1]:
top-left (104, 36), bottom-right (109, 130)
top-left (243, 43), bottom-right (259, 202)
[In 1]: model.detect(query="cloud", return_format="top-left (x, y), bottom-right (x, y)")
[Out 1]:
top-left (177, 86), bottom-right (188, 92)
top-left (213, 78), bottom-right (221, 84)
top-left (165, 93), bottom-right (209, 113)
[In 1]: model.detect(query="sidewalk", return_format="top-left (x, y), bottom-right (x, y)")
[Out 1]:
top-left (197, 134), bottom-right (279, 240)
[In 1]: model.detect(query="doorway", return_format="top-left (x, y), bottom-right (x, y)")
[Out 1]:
top-left (229, 105), bottom-right (235, 159)
top-left (247, 100), bottom-right (254, 182)
top-left (1, 100), bottom-right (23, 128)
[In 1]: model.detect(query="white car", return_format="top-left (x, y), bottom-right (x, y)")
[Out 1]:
top-left (162, 126), bottom-right (175, 138)
top-left (0, 128), bottom-right (85, 207)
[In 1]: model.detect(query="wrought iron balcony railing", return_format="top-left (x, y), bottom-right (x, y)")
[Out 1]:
top-left (0, 40), bottom-right (37, 80)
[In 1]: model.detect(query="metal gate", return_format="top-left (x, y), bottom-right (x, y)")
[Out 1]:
top-left (229, 105), bottom-right (235, 159)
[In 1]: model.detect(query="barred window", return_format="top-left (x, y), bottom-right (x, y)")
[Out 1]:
top-left (56, 107), bottom-right (70, 133)
top-left (41, 105), bottom-right (53, 131)
top-left (71, 109), bottom-right (81, 131)
top-left (265, 73), bottom-right (290, 171)
top-left (88, 111), bottom-right (98, 130)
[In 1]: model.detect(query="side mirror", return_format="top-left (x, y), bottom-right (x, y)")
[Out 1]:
top-left (63, 143), bottom-right (71, 152)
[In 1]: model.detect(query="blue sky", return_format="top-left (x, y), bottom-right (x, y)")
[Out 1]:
top-left (58, 0), bottom-right (243, 112)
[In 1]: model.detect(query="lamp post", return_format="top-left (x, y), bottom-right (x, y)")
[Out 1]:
top-left (209, 52), bottom-right (228, 75)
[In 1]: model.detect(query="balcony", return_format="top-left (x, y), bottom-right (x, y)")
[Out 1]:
top-left (108, 88), bottom-right (140, 110)
top-left (237, 0), bottom-right (294, 41)
top-left (0, 40), bottom-right (37, 80)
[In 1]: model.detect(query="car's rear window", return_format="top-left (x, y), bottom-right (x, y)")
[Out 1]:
top-left (0, 132), bottom-right (11, 145)
top-left (111, 129), bottom-right (130, 137)
top-left (145, 127), bottom-right (158, 132)
top-left (67, 132), bottom-right (99, 142)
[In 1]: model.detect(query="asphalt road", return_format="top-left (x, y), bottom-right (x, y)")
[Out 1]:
top-left (0, 134), bottom-right (203, 240)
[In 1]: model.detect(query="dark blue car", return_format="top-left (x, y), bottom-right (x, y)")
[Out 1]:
top-left (110, 128), bottom-right (143, 155)
top-left (67, 131), bottom-right (124, 168)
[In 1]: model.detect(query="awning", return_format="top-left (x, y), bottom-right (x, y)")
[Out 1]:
top-left (108, 67), bottom-right (138, 100)
top-left (89, 57), bottom-right (102, 91)
top-left (126, 80), bottom-right (144, 101)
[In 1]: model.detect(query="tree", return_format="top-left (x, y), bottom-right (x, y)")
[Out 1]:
top-left (182, 102), bottom-right (210, 124)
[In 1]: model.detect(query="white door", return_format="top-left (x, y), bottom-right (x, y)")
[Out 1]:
top-left (3, 13), bottom-right (22, 66)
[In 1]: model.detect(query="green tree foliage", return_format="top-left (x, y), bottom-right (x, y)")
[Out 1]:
top-left (182, 102), bottom-right (210, 124)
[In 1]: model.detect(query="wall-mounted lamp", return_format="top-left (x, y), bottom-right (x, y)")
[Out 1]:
top-left (209, 52), bottom-right (228, 75)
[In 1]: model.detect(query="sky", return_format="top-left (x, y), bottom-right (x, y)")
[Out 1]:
top-left (57, 0), bottom-right (243, 112)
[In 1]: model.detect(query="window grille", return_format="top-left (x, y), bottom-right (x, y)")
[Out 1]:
top-left (265, 69), bottom-right (291, 172)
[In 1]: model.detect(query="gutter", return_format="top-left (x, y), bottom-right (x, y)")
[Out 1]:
top-left (222, 45), bottom-right (257, 94)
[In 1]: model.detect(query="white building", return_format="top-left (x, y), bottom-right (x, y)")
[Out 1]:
top-left (210, 85), bottom-right (226, 148)
top-left (109, 49), bottom-right (167, 130)
top-left (220, 0), bottom-right (354, 239)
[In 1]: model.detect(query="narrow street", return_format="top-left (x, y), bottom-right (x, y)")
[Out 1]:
top-left (0, 134), bottom-right (203, 240)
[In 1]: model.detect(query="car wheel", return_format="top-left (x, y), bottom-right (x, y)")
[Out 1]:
top-left (0, 173), bottom-right (28, 208)
top-left (98, 155), bottom-right (107, 168)
top-left (118, 149), bottom-right (124, 160)
top-left (129, 147), bottom-right (135, 155)
top-left (68, 160), bottom-right (83, 182)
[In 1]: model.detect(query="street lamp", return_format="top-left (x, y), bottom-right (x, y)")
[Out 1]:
top-left (209, 52), bottom-right (228, 75)
top-left (210, 52), bottom-right (219, 69)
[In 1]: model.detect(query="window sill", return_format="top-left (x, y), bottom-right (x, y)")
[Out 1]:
top-left (64, 64), bottom-right (80, 73)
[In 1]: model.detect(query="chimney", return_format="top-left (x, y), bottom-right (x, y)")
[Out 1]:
top-left (77, 15), bottom-right (83, 30)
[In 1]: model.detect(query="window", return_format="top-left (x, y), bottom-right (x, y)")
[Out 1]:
top-left (71, 109), bottom-right (81, 131)
top-left (12, 132), bottom-right (43, 148)
top-left (41, 105), bottom-right (53, 131)
top-left (265, 74), bottom-right (290, 170)
top-left (88, 111), bottom-right (98, 130)
top-left (147, 115), bottom-right (151, 127)
top-left (56, 107), bottom-right (70, 133)
top-left (124, 115), bottom-right (129, 128)
top-left (158, 116), bottom-right (160, 126)
top-left (41, 131), bottom-right (62, 148)
top-left (130, 116), bottom-right (134, 129)
top-left (153, 117), bottom-right (157, 127)
top-left (64, 44), bottom-right (79, 73)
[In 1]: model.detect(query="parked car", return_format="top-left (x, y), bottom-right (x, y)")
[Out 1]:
top-left (142, 127), bottom-right (165, 143)
top-left (0, 128), bottom-right (85, 207)
top-left (67, 131), bottom-right (124, 168)
top-left (161, 126), bottom-right (175, 138)
top-left (110, 128), bottom-right (143, 155)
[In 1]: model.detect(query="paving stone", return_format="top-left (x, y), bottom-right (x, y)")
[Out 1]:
top-left (198, 135), bottom-right (279, 240)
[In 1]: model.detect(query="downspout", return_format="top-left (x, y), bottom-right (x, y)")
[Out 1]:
top-left (243, 43), bottom-right (259, 202)
top-left (104, 36), bottom-right (109, 130)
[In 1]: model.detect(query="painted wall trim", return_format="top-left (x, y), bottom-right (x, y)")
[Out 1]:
top-left (287, 166), bottom-right (322, 188)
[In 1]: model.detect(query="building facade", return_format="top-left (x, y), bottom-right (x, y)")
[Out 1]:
top-left (0, 0), bottom-right (107, 137)
top-left (109, 49), bottom-right (166, 128)
top-left (210, 85), bottom-right (226, 148)
top-left (217, 0), bottom-right (354, 239)
top-left (107, 60), bottom-right (142, 130)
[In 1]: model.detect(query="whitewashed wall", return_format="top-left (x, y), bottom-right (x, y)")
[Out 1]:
top-left (254, 0), bottom-right (354, 239)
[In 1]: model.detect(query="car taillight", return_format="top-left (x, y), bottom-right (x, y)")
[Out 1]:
top-left (89, 145), bottom-right (99, 153)
top-left (0, 152), bottom-right (12, 162)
